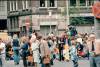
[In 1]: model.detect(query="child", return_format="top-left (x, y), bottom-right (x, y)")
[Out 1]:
top-left (53, 47), bottom-right (59, 60)
top-left (63, 44), bottom-right (70, 61)
top-left (69, 39), bottom-right (78, 67)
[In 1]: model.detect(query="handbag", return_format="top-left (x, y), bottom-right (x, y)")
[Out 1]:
top-left (43, 55), bottom-right (50, 64)
top-left (27, 55), bottom-right (33, 62)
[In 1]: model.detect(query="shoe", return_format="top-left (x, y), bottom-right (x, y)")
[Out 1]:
top-left (15, 62), bottom-right (19, 65)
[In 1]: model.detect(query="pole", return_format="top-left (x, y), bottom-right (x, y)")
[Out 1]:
top-left (49, 10), bottom-right (52, 34)
top-left (66, 0), bottom-right (70, 30)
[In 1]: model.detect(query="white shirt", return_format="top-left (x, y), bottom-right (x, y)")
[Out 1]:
top-left (31, 41), bottom-right (39, 51)
top-left (77, 38), bottom-right (83, 44)
top-left (0, 43), bottom-right (6, 54)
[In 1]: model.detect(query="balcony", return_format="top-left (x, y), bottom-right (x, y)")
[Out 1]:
top-left (19, 8), bottom-right (32, 16)
top-left (8, 8), bottom-right (32, 17)
top-left (8, 11), bottom-right (19, 17)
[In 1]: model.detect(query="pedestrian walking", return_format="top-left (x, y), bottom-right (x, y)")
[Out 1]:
top-left (39, 36), bottom-right (51, 67)
top-left (30, 35), bottom-right (40, 67)
top-left (87, 33), bottom-right (100, 67)
top-left (69, 39), bottom-right (78, 67)
top-left (63, 35), bottom-right (70, 61)
top-left (59, 35), bottom-right (65, 61)
top-left (87, 34), bottom-right (95, 67)
top-left (0, 38), bottom-right (6, 67)
top-left (93, 39), bottom-right (100, 67)
top-left (12, 34), bottom-right (20, 65)
top-left (47, 36), bottom-right (56, 65)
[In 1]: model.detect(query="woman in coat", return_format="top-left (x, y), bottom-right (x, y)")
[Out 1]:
top-left (39, 36), bottom-right (51, 67)
top-left (30, 35), bottom-right (40, 67)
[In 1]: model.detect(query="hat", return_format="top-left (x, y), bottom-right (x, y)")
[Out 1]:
top-left (89, 34), bottom-right (95, 38)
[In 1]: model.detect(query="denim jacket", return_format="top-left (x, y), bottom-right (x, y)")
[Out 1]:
top-left (69, 46), bottom-right (78, 61)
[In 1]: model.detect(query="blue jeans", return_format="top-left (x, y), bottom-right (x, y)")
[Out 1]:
top-left (72, 60), bottom-right (78, 67)
top-left (0, 56), bottom-right (2, 67)
top-left (13, 50), bottom-right (20, 64)
top-left (90, 55), bottom-right (100, 67)
top-left (13, 47), bottom-right (20, 64)
top-left (0, 54), bottom-right (6, 67)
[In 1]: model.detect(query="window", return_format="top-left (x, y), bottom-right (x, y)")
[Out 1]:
top-left (11, 2), bottom-right (13, 11)
top-left (0, 20), bottom-right (7, 30)
top-left (12, 1), bottom-right (15, 11)
top-left (40, 0), bottom-right (45, 7)
top-left (70, 0), bottom-right (76, 6)
top-left (22, 1), bottom-right (26, 9)
top-left (14, 1), bottom-right (16, 10)
top-left (88, 0), bottom-right (94, 6)
top-left (0, 1), bottom-right (5, 11)
top-left (18, 1), bottom-right (23, 9)
top-left (25, 1), bottom-right (28, 8)
top-left (0, 1), bottom-right (4, 6)
top-left (28, 0), bottom-right (32, 8)
top-left (49, 0), bottom-right (55, 7)
top-left (80, 0), bottom-right (86, 6)
top-left (0, 6), bottom-right (4, 11)
top-left (15, 1), bottom-right (18, 10)
top-left (10, 18), bottom-right (12, 29)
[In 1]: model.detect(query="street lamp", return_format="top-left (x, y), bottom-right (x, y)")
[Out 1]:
top-left (48, 10), bottom-right (52, 34)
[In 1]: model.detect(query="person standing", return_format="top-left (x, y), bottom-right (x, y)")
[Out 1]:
top-left (87, 34), bottom-right (96, 67)
top-left (87, 33), bottom-right (100, 67)
top-left (93, 39), bottom-right (100, 67)
top-left (59, 36), bottom-right (65, 61)
top-left (39, 36), bottom-right (51, 67)
top-left (69, 39), bottom-right (78, 67)
top-left (47, 36), bottom-right (55, 65)
top-left (12, 34), bottom-right (20, 65)
top-left (63, 35), bottom-right (70, 61)
top-left (30, 35), bottom-right (40, 67)
top-left (21, 36), bottom-right (29, 67)
top-left (0, 38), bottom-right (6, 67)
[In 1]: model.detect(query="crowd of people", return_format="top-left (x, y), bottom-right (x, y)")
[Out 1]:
top-left (0, 28), bottom-right (100, 67)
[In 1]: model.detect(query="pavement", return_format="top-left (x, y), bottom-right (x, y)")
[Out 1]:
top-left (4, 59), bottom-right (90, 67)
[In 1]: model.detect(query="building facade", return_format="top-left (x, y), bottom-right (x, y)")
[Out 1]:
top-left (0, 1), bottom-right (7, 31)
top-left (7, 0), bottom-right (95, 36)
top-left (7, 0), bottom-right (67, 36)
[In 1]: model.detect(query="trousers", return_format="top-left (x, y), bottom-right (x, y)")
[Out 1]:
top-left (90, 55), bottom-right (100, 67)
top-left (0, 54), bottom-right (6, 67)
